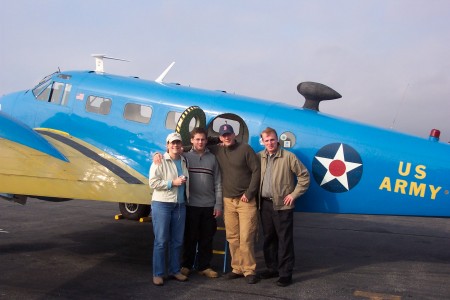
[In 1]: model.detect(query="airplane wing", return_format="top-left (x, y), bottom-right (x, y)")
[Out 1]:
top-left (0, 113), bottom-right (150, 204)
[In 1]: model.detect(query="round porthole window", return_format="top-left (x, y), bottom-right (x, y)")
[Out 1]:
top-left (279, 131), bottom-right (296, 148)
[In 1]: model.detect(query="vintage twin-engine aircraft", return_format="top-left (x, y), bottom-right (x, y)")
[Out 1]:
top-left (0, 56), bottom-right (449, 219)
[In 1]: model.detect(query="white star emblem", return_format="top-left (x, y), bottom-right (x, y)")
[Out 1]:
top-left (315, 144), bottom-right (362, 190)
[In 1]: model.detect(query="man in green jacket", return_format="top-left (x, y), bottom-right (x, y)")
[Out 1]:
top-left (258, 127), bottom-right (310, 287)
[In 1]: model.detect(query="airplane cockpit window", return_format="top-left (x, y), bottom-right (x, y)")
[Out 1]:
top-left (48, 82), bottom-right (65, 104)
top-left (60, 84), bottom-right (72, 106)
top-left (33, 81), bottom-right (71, 106)
top-left (31, 72), bottom-right (54, 97)
top-left (86, 95), bottom-right (112, 115)
top-left (165, 111), bottom-right (197, 131)
top-left (124, 103), bottom-right (152, 124)
top-left (32, 81), bottom-right (51, 99)
top-left (34, 82), bottom-right (52, 101)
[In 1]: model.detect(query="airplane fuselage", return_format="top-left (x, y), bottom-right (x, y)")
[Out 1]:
top-left (0, 70), bottom-right (449, 216)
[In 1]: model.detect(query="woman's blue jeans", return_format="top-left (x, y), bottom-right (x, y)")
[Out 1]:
top-left (151, 201), bottom-right (186, 277)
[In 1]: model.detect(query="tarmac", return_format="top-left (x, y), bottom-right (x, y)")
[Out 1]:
top-left (1, 198), bottom-right (449, 300)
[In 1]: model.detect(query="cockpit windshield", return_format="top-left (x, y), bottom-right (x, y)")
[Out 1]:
top-left (32, 71), bottom-right (72, 106)
top-left (32, 71), bottom-right (59, 98)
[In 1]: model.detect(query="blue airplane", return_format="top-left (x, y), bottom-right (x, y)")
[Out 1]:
top-left (0, 56), bottom-right (449, 219)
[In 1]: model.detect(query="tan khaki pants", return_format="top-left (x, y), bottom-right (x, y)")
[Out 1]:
top-left (223, 197), bottom-right (258, 276)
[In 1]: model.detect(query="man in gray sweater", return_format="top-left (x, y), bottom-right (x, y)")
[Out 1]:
top-left (180, 127), bottom-right (223, 278)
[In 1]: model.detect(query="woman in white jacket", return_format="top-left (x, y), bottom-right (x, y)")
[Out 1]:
top-left (149, 132), bottom-right (190, 286)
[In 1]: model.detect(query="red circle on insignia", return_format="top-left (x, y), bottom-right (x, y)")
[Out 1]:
top-left (329, 160), bottom-right (346, 177)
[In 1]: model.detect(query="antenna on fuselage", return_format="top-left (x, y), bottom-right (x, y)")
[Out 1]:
top-left (155, 62), bottom-right (175, 83)
top-left (91, 54), bottom-right (130, 73)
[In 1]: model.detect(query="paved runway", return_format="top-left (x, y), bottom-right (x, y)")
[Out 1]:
top-left (1, 198), bottom-right (449, 299)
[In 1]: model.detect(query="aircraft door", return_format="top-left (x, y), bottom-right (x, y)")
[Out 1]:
top-left (206, 113), bottom-right (249, 146)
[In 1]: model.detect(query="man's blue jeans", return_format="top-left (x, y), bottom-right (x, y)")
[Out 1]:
top-left (151, 201), bottom-right (186, 277)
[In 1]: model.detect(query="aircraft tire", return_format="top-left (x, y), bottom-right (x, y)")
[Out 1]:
top-left (176, 106), bottom-right (206, 145)
top-left (119, 203), bottom-right (151, 220)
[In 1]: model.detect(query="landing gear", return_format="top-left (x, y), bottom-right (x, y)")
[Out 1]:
top-left (118, 203), bottom-right (151, 220)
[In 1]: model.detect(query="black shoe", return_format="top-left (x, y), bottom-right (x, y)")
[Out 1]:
top-left (258, 269), bottom-right (279, 279)
top-left (245, 275), bottom-right (259, 284)
top-left (226, 272), bottom-right (244, 280)
top-left (276, 276), bottom-right (292, 287)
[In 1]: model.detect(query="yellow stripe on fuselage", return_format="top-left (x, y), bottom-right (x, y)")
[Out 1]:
top-left (34, 128), bottom-right (70, 137)
top-left (0, 132), bottom-right (151, 204)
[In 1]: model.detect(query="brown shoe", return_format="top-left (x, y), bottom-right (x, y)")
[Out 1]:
top-left (180, 267), bottom-right (191, 276)
top-left (198, 268), bottom-right (219, 278)
top-left (153, 276), bottom-right (164, 286)
top-left (171, 273), bottom-right (188, 282)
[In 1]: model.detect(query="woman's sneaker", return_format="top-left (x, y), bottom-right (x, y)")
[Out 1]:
top-left (170, 273), bottom-right (188, 282)
top-left (180, 267), bottom-right (191, 276)
top-left (153, 276), bottom-right (164, 286)
top-left (198, 268), bottom-right (219, 278)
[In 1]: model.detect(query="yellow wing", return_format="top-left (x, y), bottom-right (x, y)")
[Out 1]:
top-left (0, 129), bottom-right (151, 204)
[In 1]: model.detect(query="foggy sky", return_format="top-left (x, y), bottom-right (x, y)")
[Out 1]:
top-left (1, 0), bottom-right (449, 142)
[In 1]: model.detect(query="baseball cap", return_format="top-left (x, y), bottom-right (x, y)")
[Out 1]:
top-left (219, 124), bottom-right (235, 136)
top-left (166, 132), bottom-right (182, 143)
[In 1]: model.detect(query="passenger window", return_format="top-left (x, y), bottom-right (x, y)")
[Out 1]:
top-left (124, 103), bottom-right (152, 124)
top-left (165, 111), bottom-right (196, 131)
top-left (86, 95), bottom-right (112, 115)
top-left (278, 131), bottom-right (296, 148)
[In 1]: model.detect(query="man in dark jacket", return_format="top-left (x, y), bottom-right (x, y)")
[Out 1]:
top-left (210, 124), bottom-right (261, 284)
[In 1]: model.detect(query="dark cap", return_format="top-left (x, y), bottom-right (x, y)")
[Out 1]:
top-left (219, 124), bottom-right (235, 136)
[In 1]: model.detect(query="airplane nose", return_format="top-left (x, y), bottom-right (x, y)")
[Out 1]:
top-left (0, 91), bottom-right (21, 112)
